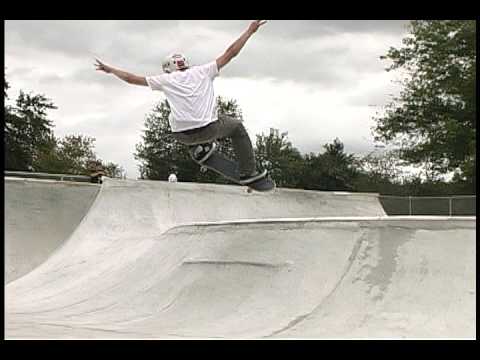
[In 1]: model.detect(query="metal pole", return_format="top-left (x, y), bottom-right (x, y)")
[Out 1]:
top-left (409, 196), bottom-right (412, 216)
top-left (449, 197), bottom-right (453, 216)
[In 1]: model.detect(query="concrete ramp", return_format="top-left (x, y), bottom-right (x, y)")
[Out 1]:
top-left (5, 178), bottom-right (100, 283)
top-left (5, 178), bottom-right (475, 339)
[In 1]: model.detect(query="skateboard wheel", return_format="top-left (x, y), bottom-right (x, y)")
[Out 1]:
top-left (200, 166), bottom-right (207, 173)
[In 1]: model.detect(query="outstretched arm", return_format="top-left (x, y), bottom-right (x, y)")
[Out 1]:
top-left (216, 20), bottom-right (267, 71)
top-left (95, 58), bottom-right (148, 86)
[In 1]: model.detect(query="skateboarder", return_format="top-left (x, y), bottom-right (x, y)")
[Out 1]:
top-left (95, 20), bottom-right (268, 184)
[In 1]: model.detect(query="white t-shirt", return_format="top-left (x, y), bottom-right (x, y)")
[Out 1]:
top-left (168, 173), bottom-right (178, 183)
top-left (146, 61), bottom-right (219, 132)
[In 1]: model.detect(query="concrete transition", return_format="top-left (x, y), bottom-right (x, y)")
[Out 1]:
top-left (5, 177), bottom-right (476, 339)
top-left (5, 178), bottom-right (100, 283)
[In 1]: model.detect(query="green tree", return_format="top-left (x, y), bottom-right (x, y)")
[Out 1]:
top-left (374, 20), bottom-right (476, 185)
top-left (301, 138), bottom-right (358, 191)
top-left (51, 135), bottom-right (97, 174)
top-left (254, 129), bottom-right (304, 188)
top-left (5, 77), bottom-right (123, 177)
top-left (5, 90), bottom-right (57, 171)
top-left (34, 134), bottom-right (123, 177)
top-left (33, 134), bottom-right (61, 172)
top-left (353, 149), bottom-right (406, 193)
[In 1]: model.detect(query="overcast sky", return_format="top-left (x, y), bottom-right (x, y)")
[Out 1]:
top-left (5, 20), bottom-right (410, 179)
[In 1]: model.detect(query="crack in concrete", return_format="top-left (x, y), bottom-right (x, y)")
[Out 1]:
top-left (263, 230), bottom-right (369, 337)
top-left (182, 260), bottom-right (291, 269)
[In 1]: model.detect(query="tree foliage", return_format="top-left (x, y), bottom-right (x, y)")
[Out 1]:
top-left (301, 138), bottom-right (358, 191)
top-left (34, 135), bottom-right (97, 175)
top-left (255, 129), bottom-right (303, 188)
top-left (374, 20), bottom-right (475, 185)
top-left (4, 77), bottom-right (123, 177)
top-left (5, 90), bottom-right (57, 170)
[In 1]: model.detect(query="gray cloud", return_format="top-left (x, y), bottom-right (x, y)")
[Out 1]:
top-left (6, 20), bottom-right (409, 88)
top-left (6, 66), bottom-right (35, 78)
top-left (346, 84), bottom-right (395, 107)
top-left (6, 20), bottom-right (103, 56)
top-left (69, 66), bottom-right (126, 89)
top-left (177, 20), bottom-right (409, 38)
top-left (38, 74), bottom-right (65, 85)
top-left (302, 20), bottom-right (409, 35)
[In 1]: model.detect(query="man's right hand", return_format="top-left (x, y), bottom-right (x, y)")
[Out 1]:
top-left (94, 58), bottom-right (148, 86)
top-left (248, 20), bottom-right (267, 34)
top-left (94, 58), bottom-right (112, 73)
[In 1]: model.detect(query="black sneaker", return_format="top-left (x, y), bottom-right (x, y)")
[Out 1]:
top-left (239, 169), bottom-right (268, 185)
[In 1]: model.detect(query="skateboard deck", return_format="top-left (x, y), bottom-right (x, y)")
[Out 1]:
top-left (190, 147), bottom-right (275, 192)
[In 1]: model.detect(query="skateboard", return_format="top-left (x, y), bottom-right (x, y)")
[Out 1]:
top-left (189, 143), bottom-right (276, 192)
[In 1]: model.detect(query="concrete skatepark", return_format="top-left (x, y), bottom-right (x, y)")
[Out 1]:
top-left (5, 176), bottom-right (476, 339)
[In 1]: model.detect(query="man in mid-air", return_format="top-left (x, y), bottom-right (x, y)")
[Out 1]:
top-left (95, 20), bottom-right (268, 184)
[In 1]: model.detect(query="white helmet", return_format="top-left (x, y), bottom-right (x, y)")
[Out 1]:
top-left (162, 53), bottom-right (189, 73)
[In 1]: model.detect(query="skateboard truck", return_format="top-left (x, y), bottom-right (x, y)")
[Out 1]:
top-left (191, 142), bottom-right (217, 164)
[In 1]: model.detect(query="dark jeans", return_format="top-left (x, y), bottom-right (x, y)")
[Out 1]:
top-left (171, 114), bottom-right (257, 177)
